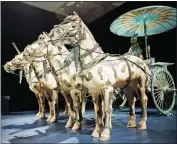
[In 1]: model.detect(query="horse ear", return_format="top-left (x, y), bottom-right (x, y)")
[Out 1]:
top-left (44, 32), bottom-right (47, 36)
top-left (73, 11), bottom-right (78, 16)
top-left (73, 11), bottom-right (80, 22)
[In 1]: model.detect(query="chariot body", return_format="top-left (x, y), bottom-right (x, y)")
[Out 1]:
top-left (113, 53), bottom-right (176, 116)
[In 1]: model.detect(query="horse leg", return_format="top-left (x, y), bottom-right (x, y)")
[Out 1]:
top-left (138, 86), bottom-right (148, 130)
top-left (41, 94), bottom-right (46, 118)
top-left (100, 86), bottom-right (114, 141)
top-left (46, 101), bottom-right (54, 121)
top-left (45, 92), bottom-right (54, 122)
top-left (50, 90), bottom-right (59, 123)
top-left (127, 96), bottom-right (136, 128)
top-left (123, 86), bottom-right (136, 128)
top-left (62, 91), bottom-right (75, 128)
top-left (63, 103), bottom-right (69, 115)
top-left (70, 89), bottom-right (82, 130)
top-left (38, 93), bottom-right (45, 119)
top-left (35, 92), bottom-right (42, 118)
top-left (91, 92), bottom-right (103, 138)
top-left (81, 89), bottom-right (87, 116)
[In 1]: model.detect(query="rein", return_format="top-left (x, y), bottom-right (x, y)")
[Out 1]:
top-left (79, 43), bottom-right (99, 59)
top-left (69, 44), bottom-right (151, 79)
top-left (120, 56), bottom-right (132, 89)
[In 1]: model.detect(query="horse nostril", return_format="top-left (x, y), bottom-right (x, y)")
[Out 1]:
top-left (76, 83), bottom-right (82, 89)
top-left (4, 65), bottom-right (11, 72)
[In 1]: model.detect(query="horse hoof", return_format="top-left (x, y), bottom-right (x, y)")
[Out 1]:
top-left (46, 116), bottom-right (52, 122)
top-left (91, 129), bottom-right (100, 138)
top-left (65, 121), bottom-right (74, 128)
top-left (36, 112), bottom-right (40, 117)
top-left (46, 118), bottom-right (51, 121)
top-left (137, 121), bottom-right (147, 130)
top-left (99, 134), bottom-right (110, 141)
top-left (49, 116), bottom-right (57, 123)
top-left (63, 111), bottom-right (69, 115)
top-left (72, 122), bottom-right (81, 130)
top-left (127, 120), bottom-right (136, 128)
top-left (38, 114), bottom-right (45, 119)
top-left (99, 128), bottom-right (110, 141)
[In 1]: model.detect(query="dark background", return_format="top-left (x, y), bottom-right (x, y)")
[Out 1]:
top-left (1, 1), bottom-right (177, 112)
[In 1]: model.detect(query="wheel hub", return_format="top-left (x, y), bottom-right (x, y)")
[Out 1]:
top-left (163, 86), bottom-right (169, 93)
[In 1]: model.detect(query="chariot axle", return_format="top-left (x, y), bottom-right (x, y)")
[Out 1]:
top-left (165, 88), bottom-right (177, 93)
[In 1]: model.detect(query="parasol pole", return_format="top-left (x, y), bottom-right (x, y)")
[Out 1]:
top-left (143, 20), bottom-right (149, 59)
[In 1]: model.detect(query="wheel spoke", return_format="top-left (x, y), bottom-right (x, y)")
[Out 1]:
top-left (113, 91), bottom-right (127, 108)
top-left (154, 89), bottom-right (162, 95)
top-left (167, 92), bottom-right (175, 101)
top-left (156, 94), bottom-right (162, 108)
top-left (158, 97), bottom-right (163, 110)
top-left (154, 86), bottom-right (162, 90)
top-left (165, 96), bottom-right (171, 110)
top-left (166, 96), bottom-right (172, 110)
top-left (165, 96), bottom-right (171, 111)
top-left (166, 73), bottom-right (173, 87)
top-left (167, 80), bottom-right (174, 88)
top-left (168, 91), bottom-right (175, 96)
top-left (163, 88), bottom-right (174, 111)
top-left (153, 87), bottom-right (161, 92)
top-left (154, 91), bottom-right (163, 99)
top-left (164, 100), bottom-right (168, 111)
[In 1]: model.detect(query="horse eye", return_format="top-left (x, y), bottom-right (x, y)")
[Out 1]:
top-left (72, 25), bottom-right (76, 28)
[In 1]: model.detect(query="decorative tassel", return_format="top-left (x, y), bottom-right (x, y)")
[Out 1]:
top-left (43, 60), bottom-right (47, 80)
top-left (73, 44), bottom-right (80, 72)
top-left (12, 42), bottom-right (20, 54)
top-left (19, 70), bottom-right (23, 84)
top-left (29, 64), bottom-right (32, 83)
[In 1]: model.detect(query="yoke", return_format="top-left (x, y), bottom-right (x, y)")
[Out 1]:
top-left (150, 62), bottom-right (175, 67)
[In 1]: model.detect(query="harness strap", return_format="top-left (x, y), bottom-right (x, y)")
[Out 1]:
top-left (80, 54), bottom-right (108, 73)
top-left (121, 57), bottom-right (132, 89)
top-left (80, 43), bottom-right (99, 59)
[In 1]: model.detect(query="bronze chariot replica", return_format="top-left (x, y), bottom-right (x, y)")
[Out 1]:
top-left (3, 5), bottom-right (176, 141)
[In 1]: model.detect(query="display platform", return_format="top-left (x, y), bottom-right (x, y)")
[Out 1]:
top-left (2, 108), bottom-right (176, 143)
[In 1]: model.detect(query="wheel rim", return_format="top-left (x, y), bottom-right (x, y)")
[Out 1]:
top-left (113, 89), bottom-right (127, 108)
top-left (152, 68), bottom-right (176, 115)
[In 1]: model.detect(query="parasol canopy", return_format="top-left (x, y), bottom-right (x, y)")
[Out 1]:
top-left (110, 6), bottom-right (177, 37)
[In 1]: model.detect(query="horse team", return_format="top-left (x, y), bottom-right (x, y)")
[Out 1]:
top-left (4, 12), bottom-right (150, 141)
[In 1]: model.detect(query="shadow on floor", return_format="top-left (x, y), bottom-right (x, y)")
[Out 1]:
top-left (117, 108), bottom-right (167, 117)
top-left (2, 109), bottom-right (176, 143)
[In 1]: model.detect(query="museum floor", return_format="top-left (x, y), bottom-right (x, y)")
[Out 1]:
top-left (2, 108), bottom-right (176, 143)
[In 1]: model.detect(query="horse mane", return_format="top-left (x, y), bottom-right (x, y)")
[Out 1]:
top-left (64, 13), bottom-right (96, 42)
top-left (80, 20), bottom-right (96, 42)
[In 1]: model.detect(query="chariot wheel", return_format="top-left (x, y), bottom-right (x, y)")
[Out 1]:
top-left (151, 67), bottom-right (176, 115)
top-left (113, 88), bottom-right (127, 109)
